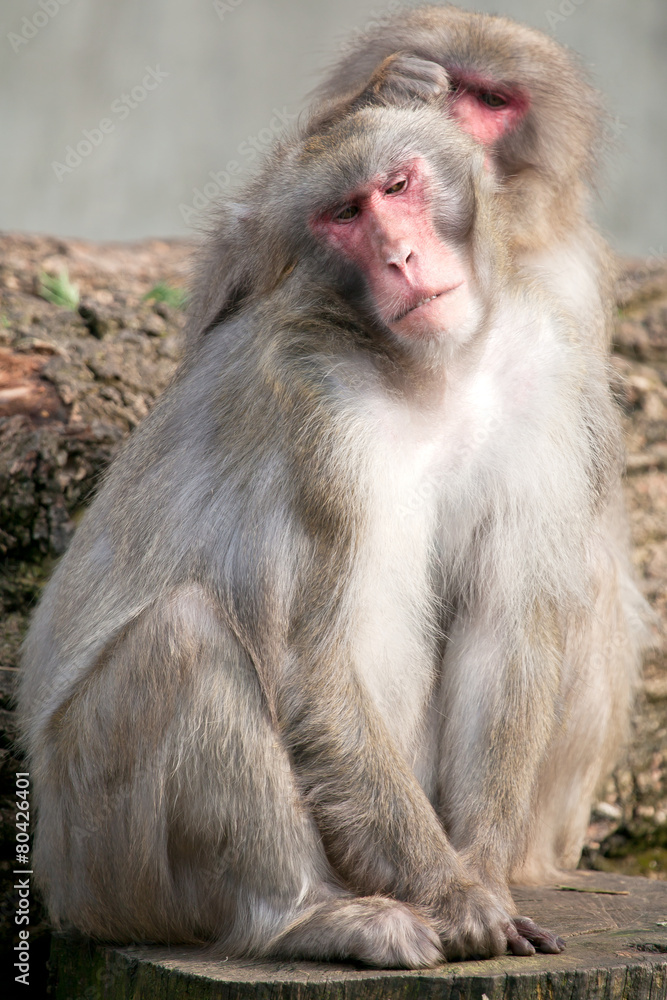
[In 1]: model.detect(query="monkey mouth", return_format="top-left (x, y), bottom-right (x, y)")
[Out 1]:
top-left (391, 284), bottom-right (463, 324)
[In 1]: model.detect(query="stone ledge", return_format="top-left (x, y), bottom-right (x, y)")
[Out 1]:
top-left (50, 872), bottom-right (667, 1000)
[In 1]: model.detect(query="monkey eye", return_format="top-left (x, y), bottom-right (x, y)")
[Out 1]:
top-left (479, 92), bottom-right (507, 109)
top-left (385, 179), bottom-right (407, 195)
top-left (334, 204), bottom-right (359, 223)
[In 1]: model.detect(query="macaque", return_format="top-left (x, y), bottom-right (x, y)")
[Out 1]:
top-left (189, 5), bottom-right (614, 352)
top-left (20, 98), bottom-right (638, 969)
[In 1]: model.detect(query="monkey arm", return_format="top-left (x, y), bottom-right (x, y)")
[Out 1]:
top-left (269, 581), bottom-right (563, 959)
top-left (438, 600), bottom-right (563, 891)
top-left (277, 655), bottom-right (463, 901)
top-left (270, 633), bottom-right (519, 960)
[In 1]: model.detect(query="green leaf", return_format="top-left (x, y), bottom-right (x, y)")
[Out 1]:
top-left (143, 282), bottom-right (187, 310)
top-left (38, 269), bottom-right (80, 310)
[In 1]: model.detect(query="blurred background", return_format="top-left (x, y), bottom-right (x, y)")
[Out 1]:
top-left (1, 0), bottom-right (665, 256)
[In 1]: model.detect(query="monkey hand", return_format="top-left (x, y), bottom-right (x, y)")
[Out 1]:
top-left (368, 53), bottom-right (451, 106)
top-left (431, 881), bottom-right (565, 961)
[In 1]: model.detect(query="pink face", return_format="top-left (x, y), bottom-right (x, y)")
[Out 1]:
top-left (311, 158), bottom-right (474, 342)
top-left (447, 73), bottom-right (530, 148)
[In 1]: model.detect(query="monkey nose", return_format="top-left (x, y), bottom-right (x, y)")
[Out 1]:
top-left (385, 242), bottom-right (413, 269)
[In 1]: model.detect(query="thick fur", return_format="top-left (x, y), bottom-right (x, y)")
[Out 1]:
top-left (19, 106), bottom-right (645, 967)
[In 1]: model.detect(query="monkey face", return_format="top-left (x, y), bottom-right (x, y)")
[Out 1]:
top-left (309, 155), bottom-right (480, 345)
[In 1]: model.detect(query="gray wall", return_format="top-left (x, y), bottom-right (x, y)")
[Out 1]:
top-left (1, 0), bottom-right (665, 256)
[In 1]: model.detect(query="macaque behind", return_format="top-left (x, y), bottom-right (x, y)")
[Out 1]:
top-left (19, 103), bottom-right (638, 968)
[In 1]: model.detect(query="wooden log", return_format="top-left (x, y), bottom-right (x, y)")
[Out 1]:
top-left (50, 872), bottom-right (667, 1000)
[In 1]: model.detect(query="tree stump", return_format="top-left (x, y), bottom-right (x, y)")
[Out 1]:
top-left (50, 872), bottom-right (667, 1000)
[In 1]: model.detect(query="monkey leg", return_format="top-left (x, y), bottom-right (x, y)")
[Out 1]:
top-left (31, 583), bottom-right (441, 968)
top-left (517, 524), bottom-right (646, 882)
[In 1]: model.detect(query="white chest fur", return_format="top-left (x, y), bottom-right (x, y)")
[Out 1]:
top-left (348, 297), bottom-right (581, 790)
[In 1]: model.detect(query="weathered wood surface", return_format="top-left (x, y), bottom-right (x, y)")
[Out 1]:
top-left (51, 872), bottom-right (667, 1000)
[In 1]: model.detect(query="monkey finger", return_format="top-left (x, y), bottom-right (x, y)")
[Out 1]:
top-left (504, 921), bottom-right (536, 956)
top-left (389, 80), bottom-right (448, 102)
top-left (512, 916), bottom-right (566, 954)
top-left (393, 55), bottom-right (450, 84)
top-left (381, 54), bottom-right (451, 99)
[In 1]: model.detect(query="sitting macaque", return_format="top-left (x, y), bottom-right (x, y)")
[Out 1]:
top-left (20, 96), bottom-right (637, 967)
